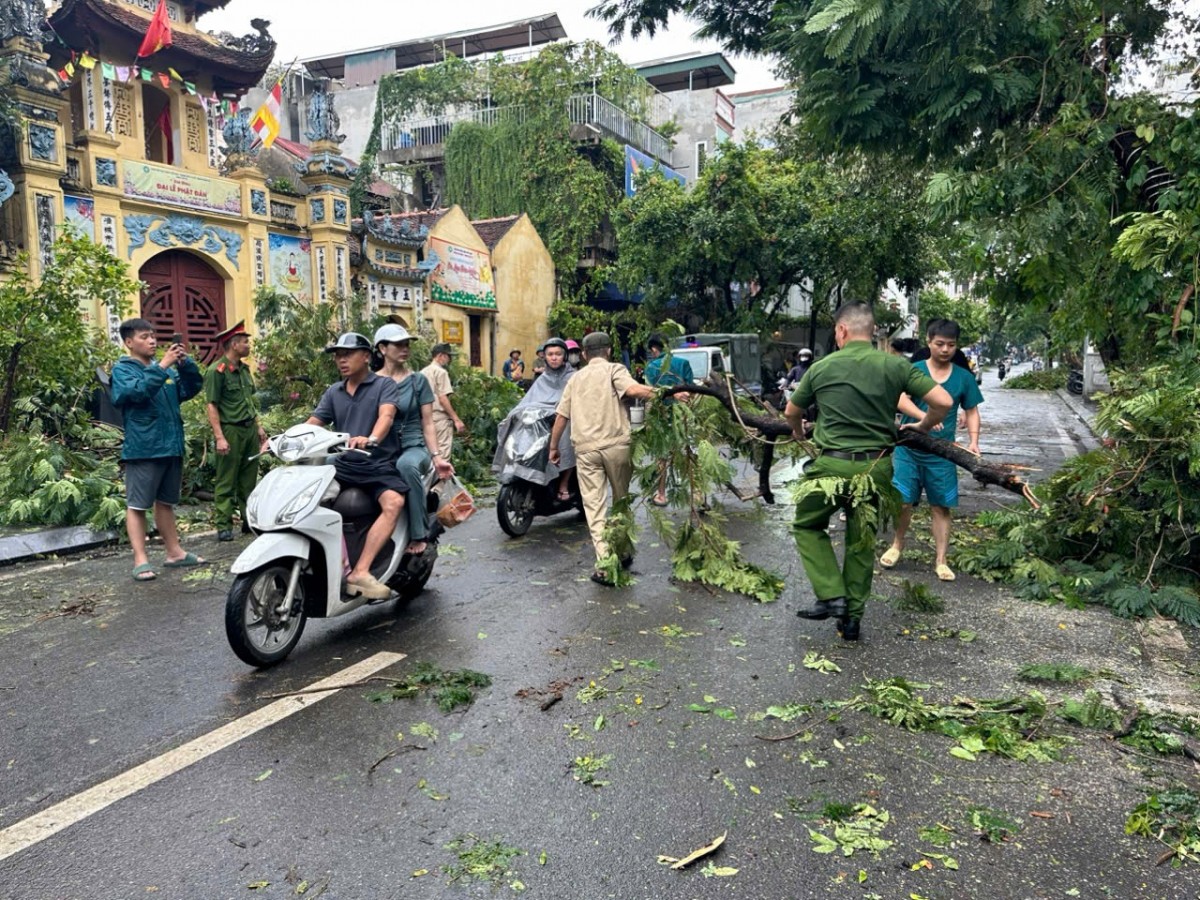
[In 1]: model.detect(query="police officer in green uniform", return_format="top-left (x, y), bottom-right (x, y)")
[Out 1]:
top-left (784, 304), bottom-right (952, 641)
top-left (204, 321), bottom-right (267, 541)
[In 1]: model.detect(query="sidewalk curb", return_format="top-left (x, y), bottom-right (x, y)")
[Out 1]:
top-left (0, 521), bottom-right (220, 568)
top-left (0, 526), bottom-right (117, 567)
top-left (1054, 387), bottom-right (1101, 441)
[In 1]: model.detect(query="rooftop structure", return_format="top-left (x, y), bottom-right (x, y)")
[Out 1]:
top-left (49, 0), bottom-right (275, 92)
top-left (301, 13), bottom-right (566, 85)
top-left (634, 52), bottom-right (735, 93)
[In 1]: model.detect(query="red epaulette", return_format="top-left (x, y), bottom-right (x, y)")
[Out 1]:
top-left (216, 362), bottom-right (227, 373)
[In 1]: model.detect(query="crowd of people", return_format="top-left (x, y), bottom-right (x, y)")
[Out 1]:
top-left (111, 310), bottom-right (985, 640)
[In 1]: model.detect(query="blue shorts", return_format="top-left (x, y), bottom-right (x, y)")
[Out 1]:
top-left (892, 446), bottom-right (959, 508)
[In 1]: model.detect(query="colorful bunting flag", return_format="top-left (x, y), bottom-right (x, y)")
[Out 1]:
top-left (64, 61), bottom-right (74, 77)
top-left (157, 72), bottom-right (170, 89)
top-left (184, 82), bottom-right (196, 95)
top-left (101, 62), bottom-right (116, 80)
top-left (168, 67), bottom-right (181, 82)
top-left (116, 66), bottom-right (131, 82)
top-left (79, 53), bottom-right (96, 70)
top-left (141, 67), bottom-right (152, 82)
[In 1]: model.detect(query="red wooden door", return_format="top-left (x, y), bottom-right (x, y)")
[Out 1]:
top-left (139, 251), bottom-right (227, 363)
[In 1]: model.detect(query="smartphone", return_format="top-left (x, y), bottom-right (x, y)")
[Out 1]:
top-left (171, 332), bottom-right (183, 346)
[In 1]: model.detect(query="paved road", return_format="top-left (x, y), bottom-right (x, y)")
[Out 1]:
top-left (0, 374), bottom-right (1194, 899)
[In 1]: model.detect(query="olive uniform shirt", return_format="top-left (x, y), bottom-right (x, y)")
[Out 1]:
top-left (556, 357), bottom-right (638, 453)
top-left (204, 358), bottom-right (258, 425)
top-left (791, 341), bottom-right (938, 452)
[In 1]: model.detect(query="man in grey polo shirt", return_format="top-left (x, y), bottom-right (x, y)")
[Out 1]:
top-left (307, 333), bottom-right (407, 600)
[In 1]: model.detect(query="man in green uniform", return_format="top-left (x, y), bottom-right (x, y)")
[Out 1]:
top-left (204, 321), bottom-right (267, 541)
top-left (784, 304), bottom-right (952, 641)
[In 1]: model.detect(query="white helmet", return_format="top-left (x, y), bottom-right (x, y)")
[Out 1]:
top-left (373, 323), bottom-right (412, 347)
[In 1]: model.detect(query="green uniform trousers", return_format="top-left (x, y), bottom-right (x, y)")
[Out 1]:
top-left (792, 453), bottom-right (895, 620)
top-left (213, 422), bottom-right (260, 529)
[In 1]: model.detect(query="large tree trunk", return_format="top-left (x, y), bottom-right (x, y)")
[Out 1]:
top-left (0, 342), bottom-right (23, 435)
top-left (664, 378), bottom-right (1037, 506)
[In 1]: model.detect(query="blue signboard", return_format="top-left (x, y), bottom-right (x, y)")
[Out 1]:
top-left (624, 145), bottom-right (686, 197)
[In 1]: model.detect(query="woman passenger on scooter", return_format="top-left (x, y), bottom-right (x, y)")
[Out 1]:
top-left (495, 337), bottom-right (576, 500)
top-left (373, 324), bottom-right (454, 554)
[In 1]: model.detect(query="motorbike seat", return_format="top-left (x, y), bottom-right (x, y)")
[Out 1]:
top-left (332, 486), bottom-right (378, 519)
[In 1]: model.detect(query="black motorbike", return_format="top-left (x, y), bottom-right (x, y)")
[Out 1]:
top-left (1067, 368), bottom-right (1084, 395)
top-left (494, 407), bottom-right (582, 537)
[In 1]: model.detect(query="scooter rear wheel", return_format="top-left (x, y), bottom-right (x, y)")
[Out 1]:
top-left (226, 561), bottom-right (308, 667)
top-left (497, 483), bottom-right (534, 537)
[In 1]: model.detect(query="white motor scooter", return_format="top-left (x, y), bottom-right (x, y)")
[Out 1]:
top-left (224, 423), bottom-right (441, 667)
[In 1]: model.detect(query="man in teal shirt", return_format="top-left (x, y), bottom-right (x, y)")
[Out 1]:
top-left (881, 318), bottom-right (984, 582)
top-left (784, 304), bottom-right (952, 641)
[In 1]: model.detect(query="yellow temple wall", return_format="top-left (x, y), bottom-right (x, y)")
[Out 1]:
top-left (491, 214), bottom-right (555, 371)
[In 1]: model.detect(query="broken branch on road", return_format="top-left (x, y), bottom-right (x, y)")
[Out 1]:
top-left (662, 378), bottom-right (1037, 506)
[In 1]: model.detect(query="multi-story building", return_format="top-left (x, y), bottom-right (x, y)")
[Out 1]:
top-left (0, 0), bottom-right (361, 361)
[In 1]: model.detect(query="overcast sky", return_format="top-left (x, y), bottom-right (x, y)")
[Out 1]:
top-left (202, 0), bottom-right (786, 94)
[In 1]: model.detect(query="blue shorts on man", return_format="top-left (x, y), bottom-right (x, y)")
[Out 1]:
top-left (892, 447), bottom-right (959, 507)
top-left (892, 361), bottom-right (982, 508)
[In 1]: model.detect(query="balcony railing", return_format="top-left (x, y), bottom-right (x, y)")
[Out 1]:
top-left (567, 93), bottom-right (672, 164)
top-left (381, 105), bottom-right (526, 153)
top-left (381, 93), bottom-right (672, 164)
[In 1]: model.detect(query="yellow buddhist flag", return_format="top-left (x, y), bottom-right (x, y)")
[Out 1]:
top-left (249, 78), bottom-right (282, 149)
top-left (79, 53), bottom-right (96, 70)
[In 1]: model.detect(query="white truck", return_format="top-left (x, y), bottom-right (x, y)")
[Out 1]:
top-left (670, 333), bottom-right (762, 396)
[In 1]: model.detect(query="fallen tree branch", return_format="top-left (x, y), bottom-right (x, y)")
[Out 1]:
top-left (663, 378), bottom-right (1035, 504)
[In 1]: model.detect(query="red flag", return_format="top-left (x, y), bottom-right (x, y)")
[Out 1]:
top-left (154, 104), bottom-right (174, 165)
top-left (136, 0), bottom-right (173, 58)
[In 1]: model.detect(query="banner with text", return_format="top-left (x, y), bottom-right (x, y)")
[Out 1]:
top-left (123, 161), bottom-right (243, 216)
top-left (428, 237), bottom-right (497, 310)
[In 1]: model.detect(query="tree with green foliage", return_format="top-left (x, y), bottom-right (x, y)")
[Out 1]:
top-left (915, 286), bottom-right (989, 346)
top-left (592, 0), bottom-right (1198, 362)
top-left (614, 141), bottom-right (941, 331)
top-left (354, 42), bottom-right (655, 297)
top-left (0, 230), bottom-right (139, 529)
top-left (0, 229), bottom-right (138, 435)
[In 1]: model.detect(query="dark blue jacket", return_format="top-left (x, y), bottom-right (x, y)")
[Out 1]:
top-left (111, 355), bottom-right (203, 460)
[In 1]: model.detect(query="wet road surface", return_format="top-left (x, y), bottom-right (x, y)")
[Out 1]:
top-left (1, 369), bottom-right (1195, 899)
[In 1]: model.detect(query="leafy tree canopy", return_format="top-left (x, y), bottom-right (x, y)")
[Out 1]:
top-left (613, 141), bottom-right (942, 330)
top-left (591, 0), bottom-right (1200, 361)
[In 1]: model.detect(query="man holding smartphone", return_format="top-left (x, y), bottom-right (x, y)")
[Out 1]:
top-left (111, 319), bottom-right (205, 581)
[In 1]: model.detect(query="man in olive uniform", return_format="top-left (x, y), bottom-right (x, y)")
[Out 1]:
top-left (549, 332), bottom-right (656, 586)
top-left (784, 304), bottom-right (952, 641)
top-left (204, 321), bottom-right (267, 541)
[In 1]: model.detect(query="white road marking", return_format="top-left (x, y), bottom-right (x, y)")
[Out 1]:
top-left (0, 651), bottom-right (406, 863)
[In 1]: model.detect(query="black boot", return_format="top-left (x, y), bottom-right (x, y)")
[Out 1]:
top-left (836, 617), bottom-right (861, 642)
top-left (797, 597), bottom-right (846, 620)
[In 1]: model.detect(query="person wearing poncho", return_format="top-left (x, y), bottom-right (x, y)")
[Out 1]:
top-left (493, 338), bottom-right (576, 498)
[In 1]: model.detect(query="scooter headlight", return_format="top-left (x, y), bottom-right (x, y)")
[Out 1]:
top-left (275, 435), bottom-right (306, 463)
top-left (275, 478), bottom-right (323, 527)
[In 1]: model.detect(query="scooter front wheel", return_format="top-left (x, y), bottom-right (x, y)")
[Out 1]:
top-left (497, 483), bottom-right (534, 537)
top-left (225, 561), bottom-right (308, 667)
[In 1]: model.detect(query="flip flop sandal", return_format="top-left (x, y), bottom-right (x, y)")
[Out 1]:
top-left (649, 496), bottom-right (669, 508)
top-left (132, 563), bottom-right (157, 582)
top-left (935, 564), bottom-right (956, 582)
top-left (164, 552), bottom-right (206, 568)
top-left (879, 547), bottom-right (901, 568)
